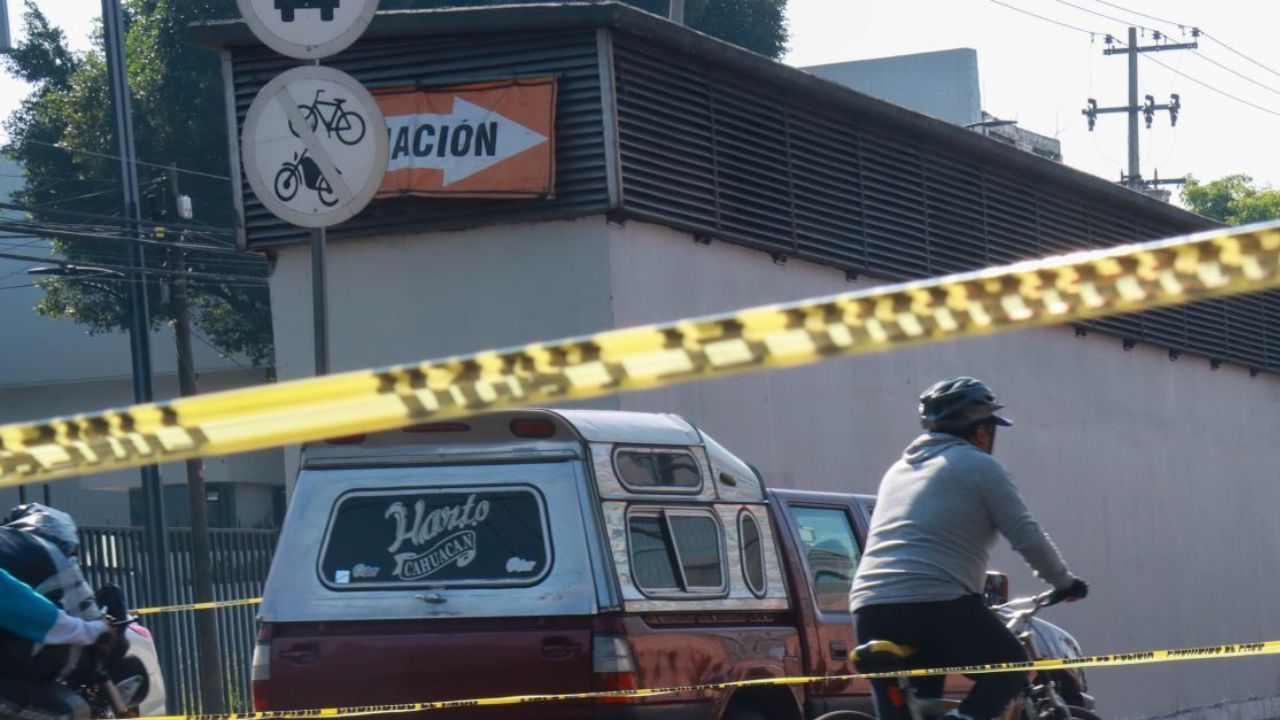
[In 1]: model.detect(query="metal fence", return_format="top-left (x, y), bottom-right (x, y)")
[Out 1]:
top-left (78, 526), bottom-right (278, 714)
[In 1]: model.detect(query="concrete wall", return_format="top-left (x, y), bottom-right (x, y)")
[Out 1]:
top-left (268, 216), bottom-right (1280, 716)
top-left (804, 48), bottom-right (982, 126)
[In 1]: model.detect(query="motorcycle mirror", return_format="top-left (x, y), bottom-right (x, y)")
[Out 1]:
top-left (95, 584), bottom-right (129, 620)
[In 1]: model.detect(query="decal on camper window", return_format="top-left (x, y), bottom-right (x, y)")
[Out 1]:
top-left (319, 485), bottom-right (552, 589)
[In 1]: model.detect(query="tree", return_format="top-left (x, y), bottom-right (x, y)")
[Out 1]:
top-left (2, 0), bottom-right (271, 366)
top-left (1182, 174), bottom-right (1280, 226)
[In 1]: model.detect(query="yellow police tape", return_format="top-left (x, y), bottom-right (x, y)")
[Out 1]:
top-left (134, 640), bottom-right (1280, 720)
top-left (132, 597), bottom-right (262, 616)
top-left (4, 220), bottom-right (1280, 488)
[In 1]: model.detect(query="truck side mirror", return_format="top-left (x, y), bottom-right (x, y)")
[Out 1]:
top-left (983, 571), bottom-right (1009, 607)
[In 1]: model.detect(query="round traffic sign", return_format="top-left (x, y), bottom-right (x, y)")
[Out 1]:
top-left (236, 0), bottom-right (379, 60)
top-left (241, 66), bottom-right (389, 228)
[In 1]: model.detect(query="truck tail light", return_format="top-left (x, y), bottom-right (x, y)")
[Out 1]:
top-left (592, 634), bottom-right (638, 704)
top-left (251, 626), bottom-right (271, 712)
top-left (510, 418), bottom-right (555, 438)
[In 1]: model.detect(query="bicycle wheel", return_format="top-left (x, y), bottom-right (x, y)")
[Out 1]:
top-left (316, 177), bottom-right (339, 207)
top-left (335, 110), bottom-right (366, 145)
top-left (813, 712), bottom-right (878, 720)
top-left (273, 166), bottom-right (300, 202)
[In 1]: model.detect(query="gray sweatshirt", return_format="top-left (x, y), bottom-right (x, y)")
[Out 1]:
top-left (849, 432), bottom-right (1074, 611)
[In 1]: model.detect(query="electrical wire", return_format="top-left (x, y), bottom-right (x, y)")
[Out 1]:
top-left (987, 0), bottom-right (1109, 37)
top-left (1088, 0), bottom-right (1183, 30)
top-left (17, 138), bottom-right (233, 181)
top-left (1190, 50), bottom-right (1280, 98)
top-left (1141, 53), bottom-right (1280, 119)
top-left (1202, 33), bottom-right (1280, 82)
top-left (1046, 0), bottom-right (1157, 35)
top-left (187, 327), bottom-right (270, 378)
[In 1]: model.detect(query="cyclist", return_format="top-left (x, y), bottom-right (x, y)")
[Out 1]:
top-left (0, 504), bottom-right (112, 720)
top-left (849, 377), bottom-right (1088, 720)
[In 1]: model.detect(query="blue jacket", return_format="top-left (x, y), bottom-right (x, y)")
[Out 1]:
top-left (0, 567), bottom-right (60, 643)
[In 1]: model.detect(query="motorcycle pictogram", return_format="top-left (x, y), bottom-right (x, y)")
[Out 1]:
top-left (289, 88), bottom-right (366, 145)
top-left (274, 149), bottom-right (340, 207)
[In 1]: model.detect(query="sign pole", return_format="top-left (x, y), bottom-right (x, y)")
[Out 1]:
top-left (311, 227), bottom-right (329, 375)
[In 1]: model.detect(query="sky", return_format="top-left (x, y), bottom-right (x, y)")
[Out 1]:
top-left (1, 0), bottom-right (1278, 193)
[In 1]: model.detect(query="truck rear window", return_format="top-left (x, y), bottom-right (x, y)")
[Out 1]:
top-left (318, 486), bottom-right (551, 589)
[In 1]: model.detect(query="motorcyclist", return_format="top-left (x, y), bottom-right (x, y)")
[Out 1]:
top-left (0, 504), bottom-right (113, 720)
top-left (849, 377), bottom-right (1088, 720)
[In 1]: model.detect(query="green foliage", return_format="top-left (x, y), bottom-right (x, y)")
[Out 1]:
top-left (2, 0), bottom-right (271, 366)
top-left (379, 0), bottom-right (789, 58)
top-left (1181, 175), bottom-right (1280, 226)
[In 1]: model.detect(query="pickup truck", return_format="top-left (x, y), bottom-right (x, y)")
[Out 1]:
top-left (252, 409), bottom-right (1086, 719)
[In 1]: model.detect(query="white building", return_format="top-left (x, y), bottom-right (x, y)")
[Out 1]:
top-left (0, 156), bottom-right (283, 527)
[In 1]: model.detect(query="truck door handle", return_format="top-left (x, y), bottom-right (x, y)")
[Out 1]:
top-left (829, 641), bottom-right (849, 660)
top-left (280, 644), bottom-right (319, 665)
top-left (541, 636), bottom-right (583, 659)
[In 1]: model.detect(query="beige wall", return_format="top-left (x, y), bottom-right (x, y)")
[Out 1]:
top-left (268, 216), bottom-right (1280, 716)
top-left (0, 368), bottom-right (284, 526)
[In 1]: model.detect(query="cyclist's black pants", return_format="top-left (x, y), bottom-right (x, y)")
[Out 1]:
top-left (856, 594), bottom-right (1028, 720)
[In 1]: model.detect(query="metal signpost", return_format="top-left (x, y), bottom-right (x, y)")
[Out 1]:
top-left (237, 0), bottom-right (386, 379)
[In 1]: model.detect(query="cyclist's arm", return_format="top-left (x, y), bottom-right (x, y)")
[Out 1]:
top-left (975, 462), bottom-right (1076, 590)
top-left (0, 568), bottom-right (108, 645)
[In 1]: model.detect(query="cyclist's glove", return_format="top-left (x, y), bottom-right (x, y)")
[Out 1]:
top-left (1050, 578), bottom-right (1089, 604)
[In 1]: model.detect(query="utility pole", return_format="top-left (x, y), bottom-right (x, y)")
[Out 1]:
top-left (100, 0), bottom-right (176, 709)
top-left (1082, 26), bottom-right (1197, 192)
top-left (166, 166), bottom-right (226, 713)
top-left (669, 0), bottom-right (685, 24)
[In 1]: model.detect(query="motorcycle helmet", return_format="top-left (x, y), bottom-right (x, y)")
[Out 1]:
top-left (4, 503), bottom-right (80, 557)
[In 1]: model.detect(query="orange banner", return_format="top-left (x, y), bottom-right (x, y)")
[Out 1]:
top-left (376, 77), bottom-right (557, 198)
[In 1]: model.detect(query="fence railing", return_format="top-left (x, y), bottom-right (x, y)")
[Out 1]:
top-left (78, 526), bottom-right (278, 714)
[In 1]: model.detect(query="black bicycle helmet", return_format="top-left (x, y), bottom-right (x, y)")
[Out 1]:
top-left (918, 376), bottom-right (1013, 432)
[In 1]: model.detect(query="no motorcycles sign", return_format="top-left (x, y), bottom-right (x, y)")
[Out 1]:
top-left (375, 77), bottom-right (557, 199)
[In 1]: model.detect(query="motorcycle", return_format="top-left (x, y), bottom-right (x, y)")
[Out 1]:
top-left (60, 585), bottom-right (152, 719)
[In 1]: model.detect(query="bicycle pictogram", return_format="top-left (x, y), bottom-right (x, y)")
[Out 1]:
top-left (289, 88), bottom-right (367, 145)
top-left (274, 149), bottom-right (340, 207)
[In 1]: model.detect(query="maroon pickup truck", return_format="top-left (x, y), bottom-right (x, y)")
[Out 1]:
top-left (251, 409), bottom-right (1080, 720)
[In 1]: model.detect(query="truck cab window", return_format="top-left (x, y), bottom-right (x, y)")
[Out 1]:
top-left (788, 505), bottom-right (859, 614)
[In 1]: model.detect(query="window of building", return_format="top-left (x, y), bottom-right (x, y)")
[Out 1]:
top-left (615, 448), bottom-right (702, 492)
top-left (788, 505), bottom-right (859, 613)
top-left (739, 510), bottom-right (766, 597)
top-left (627, 509), bottom-right (725, 595)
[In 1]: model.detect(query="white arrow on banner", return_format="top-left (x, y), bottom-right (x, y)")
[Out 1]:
top-left (385, 97), bottom-right (548, 185)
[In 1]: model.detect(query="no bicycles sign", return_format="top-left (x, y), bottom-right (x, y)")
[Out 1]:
top-left (241, 66), bottom-right (389, 228)
top-left (235, 0), bottom-right (379, 60)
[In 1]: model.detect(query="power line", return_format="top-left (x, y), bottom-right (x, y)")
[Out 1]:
top-left (0, 249), bottom-right (268, 284)
top-left (1191, 50), bottom-right (1280, 98)
top-left (988, 0), bottom-right (1109, 38)
top-left (1203, 33), bottom-right (1280, 81)
top-left (187, 327), bottom-right (270, 378)
top-left (1142, 53), bottom-right (1280, 119)
top-left (17, 138), bottom-right (233, 181)
top-left (1088, 0), bottom-right (1280, 80)
top-left (1046, 0), bottom-right (1156, 34)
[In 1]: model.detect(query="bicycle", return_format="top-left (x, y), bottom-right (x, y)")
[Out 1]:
top-left (816, 591), bottom-right (1102, 720)
top-left (288, 88), bottom-right (366, 146)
